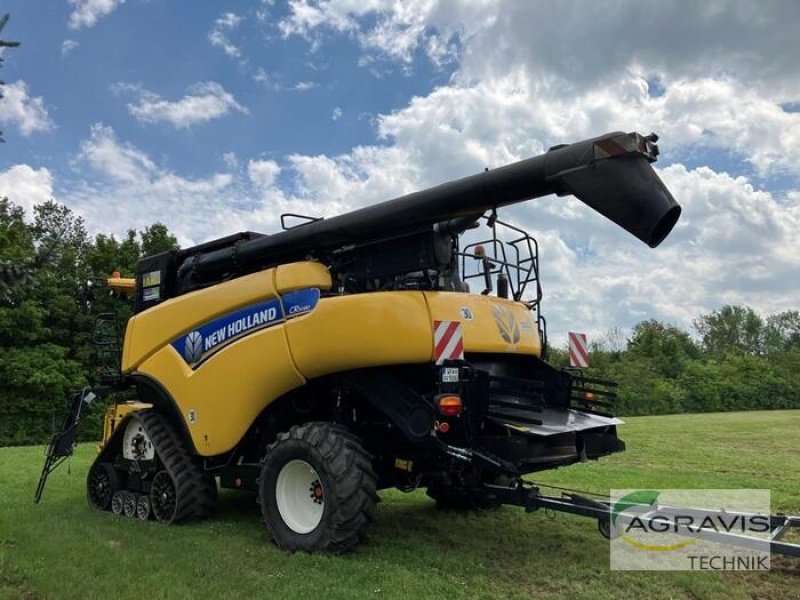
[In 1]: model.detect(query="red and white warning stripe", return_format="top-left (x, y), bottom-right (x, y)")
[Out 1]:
top-left (568, 331), bottom-right (589, 368)
top-left (433, 320), bottom-right (464, 365)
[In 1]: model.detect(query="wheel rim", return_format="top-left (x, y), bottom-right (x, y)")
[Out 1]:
top-left (88, 464), bottom-right (114, 510)
top-left (150, 471), bottom-right (177, 522)
top-left (275, 460), bottom-right (325, 534)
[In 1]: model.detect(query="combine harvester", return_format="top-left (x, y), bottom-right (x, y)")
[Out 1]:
top-left (36, 131), bottom-right (799, 555)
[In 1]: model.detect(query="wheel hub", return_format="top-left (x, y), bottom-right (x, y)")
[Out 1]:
top-left (275, 460), bottom-right (325, 534)
top-left (310, 480), bottom-right (324, 504)
top-left (150, 470), bottom-right (178, 522)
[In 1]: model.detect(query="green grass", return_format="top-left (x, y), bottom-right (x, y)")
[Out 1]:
top-left (2, 410), bottom-right (799, 599)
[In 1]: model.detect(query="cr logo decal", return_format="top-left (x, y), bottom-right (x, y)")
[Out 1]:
top-left (492, 305), bottom-right (521, 345)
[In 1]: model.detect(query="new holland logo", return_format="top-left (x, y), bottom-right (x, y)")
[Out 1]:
top-left (492, 305), bottom-right (521, 345)
top-left (184, 330), bottom-right (203, 363)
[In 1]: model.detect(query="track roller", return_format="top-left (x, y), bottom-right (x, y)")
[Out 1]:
top-left (111, 491), bottom-right (125, 515)
top-left (136, 495), bottom-right (151, 520)
top-left (123, 492), bottom-right (137, 518)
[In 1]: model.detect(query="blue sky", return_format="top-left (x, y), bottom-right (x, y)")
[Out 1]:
top-left (1, 1), bottom-right (452, 183)
top-left (1, 1), bottom-right (799, 342)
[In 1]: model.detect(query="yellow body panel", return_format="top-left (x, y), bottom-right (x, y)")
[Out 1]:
top-left (275, 261), bottom-right (332, 293)
top-left (122, 270), bottom-right (278, 372)
top-left (423, 292), bottom-right (541, 356)
top-left (137, 326), bottom-right (305, 455)
top-left (120, 261), bottom-right (542, 456)
top-left (286, 292), bottom-right (434, 379)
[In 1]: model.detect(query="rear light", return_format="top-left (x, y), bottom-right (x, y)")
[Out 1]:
top-left (436, 394), bottom-right (463, 416)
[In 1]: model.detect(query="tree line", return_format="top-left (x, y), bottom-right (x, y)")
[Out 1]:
top-left (549, 308), bottom-right (800, 415)
top-left (1, 197), bottom-right (799, 446)
top-left (0, 198), bottom-right (178, 445)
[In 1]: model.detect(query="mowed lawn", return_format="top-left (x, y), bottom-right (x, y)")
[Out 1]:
top-left (1, 411), bottom-right (799, 600)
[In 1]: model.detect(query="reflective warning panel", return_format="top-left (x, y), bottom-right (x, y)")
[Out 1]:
top-left (569, 331), bottom-right (589, 368)
top-left (433, 320), bottom-right (464, 365)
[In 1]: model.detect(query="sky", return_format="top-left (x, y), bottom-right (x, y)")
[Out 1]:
top-left (0, 0), bottom-right (799, 345)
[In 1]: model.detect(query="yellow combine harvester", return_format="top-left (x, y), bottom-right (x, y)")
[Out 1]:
top-left (36, 131), bottom-right (683, 553)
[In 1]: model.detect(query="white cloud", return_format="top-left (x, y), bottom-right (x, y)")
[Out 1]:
top-left (524, 164), bottom-right (800, 340)
top-left (279, 1), bottom-right (800, 94)
top-left (77, 123), bottom-right (157, 184)
top-left (209, 12), bottom-right (244, 59)
top-left (61, 39), bottom-right (79, 56)
top-left (292, 81), bottom-right (317, 92)
top-left (0, 81), bottom-right (54, 136)
top-left (332, 106), bottom-right (342, 121)
top-left (0, 165), bottom-right (55, 217)
top-left (223, 152), bottom-right (239, 169)
top-left (69, 124), bottom-right (238, 245)
top-left (372, 71), bottom-right (800, 179)
top-left (114, 82), bottom-right (248, 129)
top-left (68, 0), bottom-right (124, 30)
top-left (279, 0), bottom-right (465, 66)
top-left (248, 159), bottom-right (281, 189)
top-left (44, 2), bottom-right (800, 342)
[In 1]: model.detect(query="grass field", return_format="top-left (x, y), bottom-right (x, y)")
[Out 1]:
top-left (1, 410), bottom-right (799, 599)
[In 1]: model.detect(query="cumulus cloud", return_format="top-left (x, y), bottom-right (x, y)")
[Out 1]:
top-left (68, 124), bottom-right (238, 245)
top-left (68, 0), bottom-right (124, 30)
top-left (248, 159), bottom-right (281, 189)
top-left (279, 0), bottom-right (464, 66)
top-left (48, 1), bottom-right (800, 341)
top-left (209, 12), bottom-right (244, 59)
top-left (0, 165), bottom-right (55, 217)
top-left (113, 82), bottom-right (248, 129)
top-left (279, 1), bottom-right (800, 94)
top-left (0, 81), bottom-right (54, 136)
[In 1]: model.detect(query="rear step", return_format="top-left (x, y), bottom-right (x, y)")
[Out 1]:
top-left (487, 370), bottom-right (621, 431)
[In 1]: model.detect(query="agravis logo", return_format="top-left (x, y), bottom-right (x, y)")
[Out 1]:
top-left (609, 488), bottom-right (772, 571)
top-left (612, 490), bottom-right (698, 552)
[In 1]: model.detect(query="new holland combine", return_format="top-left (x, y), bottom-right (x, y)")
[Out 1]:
top-left (35, 131), bottom-right (800, 555)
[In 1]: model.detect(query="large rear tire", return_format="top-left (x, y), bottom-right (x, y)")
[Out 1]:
top-left (258, 422), bottom-right (378, 554)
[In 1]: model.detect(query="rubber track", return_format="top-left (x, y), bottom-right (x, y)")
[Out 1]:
top-left (136, 411), bottom-right (217, 522)
top-left (262, 422), bottom-right (379, 553)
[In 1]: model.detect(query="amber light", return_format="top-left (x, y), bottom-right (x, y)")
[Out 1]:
top-left (437, 395), bottom-right (463, 416)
